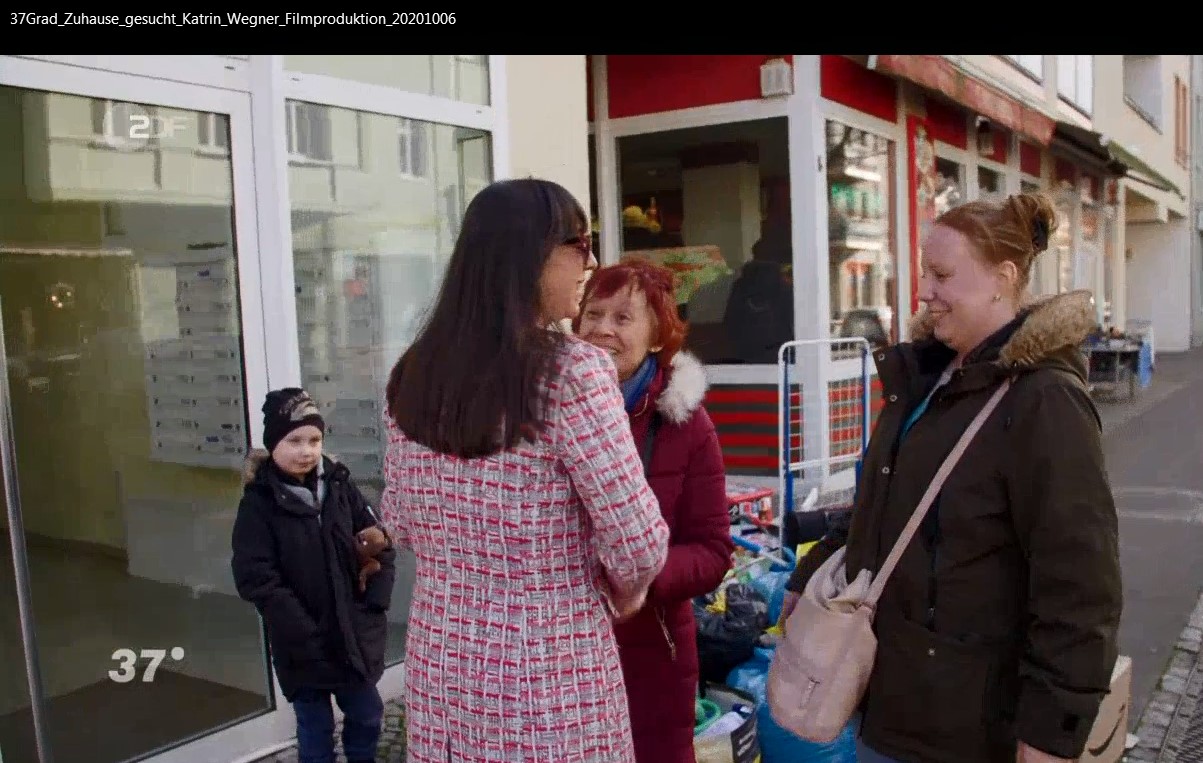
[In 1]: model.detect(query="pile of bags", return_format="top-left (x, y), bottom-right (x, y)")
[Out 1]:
top-left (693, 560), bottom-right (857, 762)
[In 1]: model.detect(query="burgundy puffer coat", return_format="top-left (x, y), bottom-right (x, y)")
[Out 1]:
top-left (613, 351), bottom-right (734, 763)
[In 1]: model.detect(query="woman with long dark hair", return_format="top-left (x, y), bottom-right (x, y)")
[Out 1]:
top-left (379, 178), bottom-right (670, 763)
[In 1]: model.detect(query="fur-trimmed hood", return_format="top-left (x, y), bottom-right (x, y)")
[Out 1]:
top-left (655, 351), bottom-right (708, 425)
top-left (907, 289), bottom-right (1096, 370)
top-left (241, 449), bottom-right (347, 487)
top-left (242, 448), bottom-right (271, 486)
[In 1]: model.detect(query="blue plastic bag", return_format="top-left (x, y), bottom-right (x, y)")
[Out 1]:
top-left (747, 570), bottom-right (791, 625)
top-left (726, 646), bottom-right (858, 762)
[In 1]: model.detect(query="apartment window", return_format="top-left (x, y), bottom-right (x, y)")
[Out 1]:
top-left (1004, 55), bottom-right (1043, 81)
top-left (89, 99), bottom-right (150, 148)
top-left (1123, 55), bottom-right (1163, 128)
top-left (196, 112), bottom-right (229, 153)
top-left (285, 101), bottom-right (332, 162)
top-left (1175, 75), bottom-right (1190, 167)
top-left (1057, 55), bottom-right (1093, 114)
top-left (397, 118), bottom-right (429, 178)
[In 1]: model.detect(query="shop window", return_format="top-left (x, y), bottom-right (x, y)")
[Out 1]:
top-left (1021, 180), bottom-right (1048, 295)
top-left (1003, 55), bottom-right (1044, 81)
top-left (284, 54), bottom-right (490, 106)
top-left (1056, 55), bottom-right (1093, 114)
top-left (826, 119), bottom-right (896, 347)
top-left (614, 117), bottom-right (791, 364)
top-left (288, 104), bottom-right (492, 663)
top-left (397, 118), bottom-right (430, 178)
top-left (976, 166), bottom-right (1005, 203)
top-left (935, 156), bottom-right (965, 216)
top-left (285, 101), bottom-right (333, 163)
top-left (1053, 193), bottom-right (1075, 293)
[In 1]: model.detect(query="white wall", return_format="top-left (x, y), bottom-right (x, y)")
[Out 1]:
top-left (1127, 218), bottom-right (1193, 351)
top-left (503, 55), bottom-right (591, 212)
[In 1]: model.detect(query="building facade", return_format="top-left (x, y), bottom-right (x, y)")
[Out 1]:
top-left (1089, 55), bottom-right (1193, 354)
top-left (587, 54), bottom-right (1195, 490)
top-left (0, 54), bottom-right (589, 763)
top-left (1, 53), bottom-right (1192, 763)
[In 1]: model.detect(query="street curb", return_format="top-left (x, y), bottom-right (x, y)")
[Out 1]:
top-left (1128, 590), bottom-right (1203, 761)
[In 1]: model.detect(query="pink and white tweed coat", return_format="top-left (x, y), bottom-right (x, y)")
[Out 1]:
top-left (379, 336), bottom-right (671, 763)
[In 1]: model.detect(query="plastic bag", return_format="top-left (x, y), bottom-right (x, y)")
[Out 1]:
top-left (747, 569), bottom-right (792, 625)
top-left (695, 583), bottom-right (769, 685)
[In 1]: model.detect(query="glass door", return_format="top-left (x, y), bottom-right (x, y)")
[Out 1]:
top-left (0, 65), bottom-right (277, 763)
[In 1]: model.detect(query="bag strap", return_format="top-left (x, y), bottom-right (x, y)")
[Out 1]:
top-left (640, 410), bottom-right (662, 475)
top-left (865, 378), bottom-right (1013, 606)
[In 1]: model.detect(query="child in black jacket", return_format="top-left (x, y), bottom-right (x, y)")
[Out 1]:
top-left (231, 388), bottom-right (397, 763)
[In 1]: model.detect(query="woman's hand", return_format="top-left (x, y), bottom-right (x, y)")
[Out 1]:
top-left (1016, 742), bottom-right (1076, 763)
top-left (601, 575), bottom-right (648, 623)
top-left (611, 585), bottom-right (648, 623)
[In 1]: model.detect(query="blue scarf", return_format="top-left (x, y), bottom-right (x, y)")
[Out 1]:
top-left (620, 355), bottom-right (658, 413)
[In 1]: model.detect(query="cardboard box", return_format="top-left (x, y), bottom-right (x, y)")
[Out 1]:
top-left (1081, 655), bottom-right (1132, 763)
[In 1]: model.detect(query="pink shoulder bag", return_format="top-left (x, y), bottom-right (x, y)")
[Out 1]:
top-left (766, 379), bottom-right (1012, 743)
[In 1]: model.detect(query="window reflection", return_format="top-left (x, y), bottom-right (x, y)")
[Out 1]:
top-left (615, 117), bottom-right (791, 364)
top-left (977, 166), bottom-right (1005, 203)
top-left (826, 120), bottom-right (896, 346)
top-left (1021, 180), bottom-right (1047, 294)
top-left (935, 157), bottom-right (965, 216)
top-left (1054, 193), bottom-right (1075, 293)
top-left (286, 101), bottom-right (492, 664)
top-left (284, 55), bottom-right (490, 106)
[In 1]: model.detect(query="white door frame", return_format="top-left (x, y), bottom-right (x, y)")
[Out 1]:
top-left (0, 54), bottom-right (292, 763)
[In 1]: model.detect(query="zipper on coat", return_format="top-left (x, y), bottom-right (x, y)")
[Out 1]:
top-left (656, 607), bottom-right (677, 662)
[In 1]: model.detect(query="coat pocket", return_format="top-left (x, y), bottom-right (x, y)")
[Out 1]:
top-left (350, 602), bottom-right (389, 669)
top-left (867, 613), bottom-right (994, 745)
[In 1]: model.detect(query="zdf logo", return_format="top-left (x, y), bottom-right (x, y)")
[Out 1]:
top-left (101, 102), bottom-right (189, 150)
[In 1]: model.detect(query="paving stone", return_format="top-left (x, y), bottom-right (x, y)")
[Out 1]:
top-left (249, 700), bottom-right (407, 762)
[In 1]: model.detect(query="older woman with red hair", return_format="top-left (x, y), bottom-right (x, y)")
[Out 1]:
top-left (574, 259), bottom-right (734, 763)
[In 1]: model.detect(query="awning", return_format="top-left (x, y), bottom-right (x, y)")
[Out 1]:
top-left (1106, 141), bottom-right (1184, 199)
top-left (873, 55), bottom-right (1056, 146)
top-left (1050, 121), bottom-right (1126, 176)
top-left (1053, 120), bottom-right (1184, 198)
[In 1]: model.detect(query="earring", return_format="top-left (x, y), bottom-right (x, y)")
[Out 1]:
top-left (992, 294), bottom-right (1001, 302)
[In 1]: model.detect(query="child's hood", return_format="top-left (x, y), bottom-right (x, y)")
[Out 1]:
top-left (241, 449), bottom-right (347, 487)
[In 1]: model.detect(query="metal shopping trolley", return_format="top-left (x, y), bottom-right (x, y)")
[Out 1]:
top-left (776, 338), bottom-right (874, 556)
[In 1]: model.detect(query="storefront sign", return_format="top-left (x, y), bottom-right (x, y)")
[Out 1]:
top-left (906, 115), bottom-right (938, 315)
top-left (876, 55), bottom-right (1056, 146)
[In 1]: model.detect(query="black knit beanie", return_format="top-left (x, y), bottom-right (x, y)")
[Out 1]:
top-left (262, 388), bottom-right (325, 453)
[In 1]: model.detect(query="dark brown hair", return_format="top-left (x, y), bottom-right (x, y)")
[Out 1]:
top-left (571, 259), bottom-right (687, 367)
top-left (935, 191), bottom-right (1058, 293)
top-left (385, 178), bottom-right (588, 458)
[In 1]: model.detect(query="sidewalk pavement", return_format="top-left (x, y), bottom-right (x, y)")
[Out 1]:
top-left (254, 703), bottom-right (407, 762)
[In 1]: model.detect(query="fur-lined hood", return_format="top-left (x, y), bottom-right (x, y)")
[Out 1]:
top-left (907, 289), bottom-right (1096, 369)
top-left (241, 449), bottom-right (348, 487)
top-left (655, 351), bottom-right (708, 425)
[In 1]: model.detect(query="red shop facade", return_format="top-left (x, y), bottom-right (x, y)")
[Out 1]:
top-left (586, 54), bottom-right (1121, 486)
